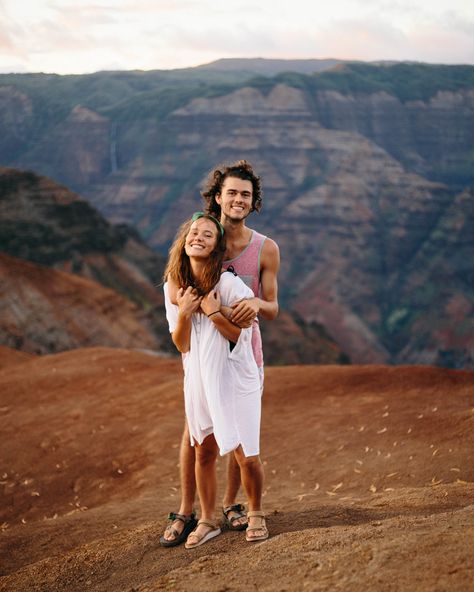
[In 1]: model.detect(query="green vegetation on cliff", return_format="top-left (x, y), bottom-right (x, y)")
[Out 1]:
top-left (2, 61), bottom-right (473, 125)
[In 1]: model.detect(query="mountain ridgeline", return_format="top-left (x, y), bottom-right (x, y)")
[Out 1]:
top-left (1, 59), bottom-right (473, 367)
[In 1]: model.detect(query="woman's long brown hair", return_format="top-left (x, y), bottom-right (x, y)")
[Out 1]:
top-left (164, 216), bottom-right (226, 295)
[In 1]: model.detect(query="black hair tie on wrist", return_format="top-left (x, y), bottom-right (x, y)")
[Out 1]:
top-left (207, 311), bottom-right (219, 317)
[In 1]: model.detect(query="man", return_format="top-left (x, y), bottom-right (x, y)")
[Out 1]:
top-left (160, 160), bottom-right (279, 546)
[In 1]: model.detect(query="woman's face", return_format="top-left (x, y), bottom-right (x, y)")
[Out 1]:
top-left (184, 218), bottom-right (219, 259)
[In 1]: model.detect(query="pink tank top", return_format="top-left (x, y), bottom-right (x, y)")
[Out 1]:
top-left (223, 230), bottom-right (266, 368)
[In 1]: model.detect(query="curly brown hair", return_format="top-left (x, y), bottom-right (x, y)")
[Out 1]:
top-left (163, 215), bottom-right (226, 296)
top-left (201, 159), bottom-right (263, 219)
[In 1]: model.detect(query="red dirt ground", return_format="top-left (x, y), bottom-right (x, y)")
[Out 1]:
top-left (0, 346), bottom-right (473, 591)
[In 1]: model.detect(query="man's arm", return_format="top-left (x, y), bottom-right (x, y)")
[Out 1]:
top-left (230, 238), bottom-right (280, 325)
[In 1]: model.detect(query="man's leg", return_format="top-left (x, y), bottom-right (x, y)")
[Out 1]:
top-left (222, 451), bottom-right (247, 527)
top-left (234, 446), bottom-right (266, 539)
top-left (162, 421), bottom-right (196, 542)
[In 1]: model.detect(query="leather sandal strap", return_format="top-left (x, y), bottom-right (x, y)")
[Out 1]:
top-left (223, 503), bottom-right (245, 517)
top-left (247, 526), bottom-right (267, 533)
top-left (247, 510), bottom-right (265, 518)
top-left (168, 511), bottom-right (195, 524)
top-left (197, 518), bottom-right (218, 529)
top-left (164, 526), bottom-right (180, 538)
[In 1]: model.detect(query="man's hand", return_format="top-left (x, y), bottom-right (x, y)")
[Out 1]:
top-left (230, 298), bottom-right (259, 325)
top-left (220, 304), bottom-right (252, 328)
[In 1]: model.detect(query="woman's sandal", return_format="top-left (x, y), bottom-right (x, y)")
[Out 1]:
top-left (222, 503), bottom-right (248, 531)
top-left (159, 512), bottom-right (198, 547)
top-left (246, 510), bottom-right (269, 542)
top-left (185, 519), bottom-right (221, 549)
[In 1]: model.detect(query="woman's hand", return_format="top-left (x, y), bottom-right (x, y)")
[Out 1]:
top-left (201, 290), bottom-right (241, 342)
top-left (201, 290), bottom-right (221, 317)
top-left (177, 287), bottom-right (202, 318)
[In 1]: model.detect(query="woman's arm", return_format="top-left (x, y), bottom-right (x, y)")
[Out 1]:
top-left (167, 276), bottom-right (179, 304)
top-left (201, 290), bottom-right (242, 343)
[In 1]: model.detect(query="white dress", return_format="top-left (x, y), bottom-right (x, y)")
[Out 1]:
top-left (164, 272), bottom-right (261, 457)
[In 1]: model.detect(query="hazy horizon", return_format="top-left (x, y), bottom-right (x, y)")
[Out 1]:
top-left (1, 56), bottom-right (473, 77)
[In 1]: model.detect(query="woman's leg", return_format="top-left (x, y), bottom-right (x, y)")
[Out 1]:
top-left (187, 433), bottom-right (220, 541)
top-left (233, 446), bottom-right (266, 538)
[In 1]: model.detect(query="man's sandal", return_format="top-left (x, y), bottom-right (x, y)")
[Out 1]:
top-left (222, 503), bottom-right (248, 531)
top-left (184, 519), bottom-right (221, 549)
top-left (159, 512), bottom-right (198, 548)
top-left (246, 510), bottom-right (269, 542)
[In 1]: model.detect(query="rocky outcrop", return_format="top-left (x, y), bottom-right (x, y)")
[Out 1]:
top-left (0, 86), bottom-right (33, 163)
top-left (0, 167), bottom-right (170, 353)
top-left (0, 166), bottom-right (165, 289)
top-left (24, 104), bottom-right (112, 187)
top-left (174, 84), bottom-right (311, 116)
top-left (259, 310), bottom-right (349, 365)
top-left (0, 253), bottom-right (159, 353)
top-left (312, 88), bottom-right (474, 182)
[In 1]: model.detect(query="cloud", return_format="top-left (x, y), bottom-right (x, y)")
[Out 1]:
top-left (0, 1), bottom-right (14, 50)
top-left (407, 23), bottom-right (474, 63)
top-left (0, 30), bottom-right (15, 52)
top-left (0, 0), bottom-right (473, 73)
top-left (146, 15), bottom-right (473, 66)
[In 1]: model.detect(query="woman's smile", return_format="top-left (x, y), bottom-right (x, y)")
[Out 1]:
top-left (185, 219), bottom-right (218, 258)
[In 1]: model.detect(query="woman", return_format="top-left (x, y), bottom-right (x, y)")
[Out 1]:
top-left (163, 212), bottom-right (268, 548)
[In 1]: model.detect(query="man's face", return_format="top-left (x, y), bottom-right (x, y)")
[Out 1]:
top-left (216, 177), bottom-right (253, 222)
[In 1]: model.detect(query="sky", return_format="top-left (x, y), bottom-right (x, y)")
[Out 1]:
top-left (1, 0), bottom-right (473, 74)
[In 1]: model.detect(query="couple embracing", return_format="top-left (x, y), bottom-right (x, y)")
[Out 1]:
top-left (160, 160), bottom-right (280, 549)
